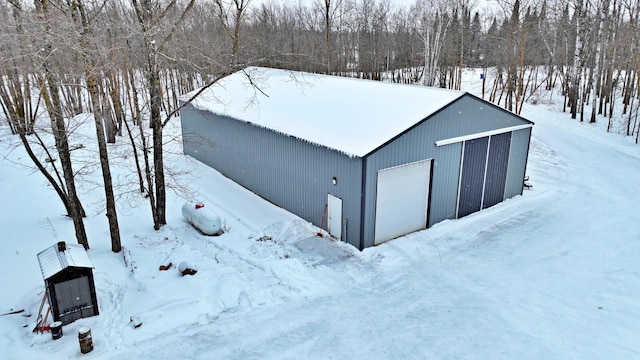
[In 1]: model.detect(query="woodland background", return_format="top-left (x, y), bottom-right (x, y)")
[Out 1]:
top-left (1, 0), bottom-right (639, 251)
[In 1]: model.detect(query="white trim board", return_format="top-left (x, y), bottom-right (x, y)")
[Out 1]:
top-left (435, 124), bottom-right (532, 147)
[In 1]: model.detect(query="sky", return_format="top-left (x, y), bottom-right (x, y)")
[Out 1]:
top-left (1, 68), bottom-right (639, 359)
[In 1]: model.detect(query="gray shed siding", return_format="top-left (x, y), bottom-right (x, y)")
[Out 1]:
top-left (360, 94), bottom-right (532, 249)
top-left (181, 91), bottom-right (531, 251)
top-left (181, 104), bottom-right (364, 248)
top-left (504, 127), bottom-right (532, 199)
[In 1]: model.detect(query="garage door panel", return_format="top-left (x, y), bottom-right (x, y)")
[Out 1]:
top-left (374, 159), bottom-right (431, 245)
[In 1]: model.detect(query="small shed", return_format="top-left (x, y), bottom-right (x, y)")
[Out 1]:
top-left (181, 67), bottom-right (533, 250)
top-left (37, 241), bottom-right (99, 325)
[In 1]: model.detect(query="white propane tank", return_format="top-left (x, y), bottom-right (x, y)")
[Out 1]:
top-left (182, 202), bottom-right (222, 235)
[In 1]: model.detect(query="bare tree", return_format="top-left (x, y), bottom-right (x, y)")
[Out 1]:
top-left (414, 0), bottom-right (450, 86)
top-left (214, 0), bottom-right (250, 65)
top-left (33, 0), bottom-right (89, 249)
top-left (316, 0), bottom-right (343, 74)
top-left (130, 0), bottom-right (189, 229)
top-left (65, 0), bottom-right (121, 252)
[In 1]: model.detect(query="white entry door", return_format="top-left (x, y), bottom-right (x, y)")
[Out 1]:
top-left (374, 159), bottom-right (432, 245)
top-left (327, 194), bottom-right (342, 240)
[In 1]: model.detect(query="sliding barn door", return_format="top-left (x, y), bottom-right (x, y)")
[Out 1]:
top-left (457, 133), bottom-right (512, 218)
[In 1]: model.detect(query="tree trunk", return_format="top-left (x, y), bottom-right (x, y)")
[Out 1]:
top-left (40, 74), bottom-right (89, 248)
top-left (324, 0), bottom-right (331, 74)
top-left (35, 0), bottom-right (89, 249)
top-left (67, 0), bottom-right (121, 252)
top-left (150, 68), bottom-right (167, 229)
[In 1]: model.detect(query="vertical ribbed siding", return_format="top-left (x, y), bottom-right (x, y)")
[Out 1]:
top-left (457, 136), bottom-right (489, 217)
top-left (361, 95), bottom-right (532, 248)
top-left (428, 142), bottom-right (462, 225)
top-left (181, 93), bottom-right (532, 250)
top-left (181, 104), bottom-right (363, 248)
top-left (483, 132), bottom-right (512, 209)
top-left (504, 128), bottom-right (532, 199)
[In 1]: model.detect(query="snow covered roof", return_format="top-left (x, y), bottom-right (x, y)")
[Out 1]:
top-left (187, 67), bottom-right (466, 157)
top-left (37, 242), bottom-right (94, 280)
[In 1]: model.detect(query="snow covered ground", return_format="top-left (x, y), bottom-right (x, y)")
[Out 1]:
top-left (1, 72), bottom-right (639, 359)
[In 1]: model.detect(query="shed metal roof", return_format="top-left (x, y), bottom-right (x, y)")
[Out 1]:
top-left (37, 242), bottom-right (94, 280)
top-left (187, 67), bottom-right (465, 157)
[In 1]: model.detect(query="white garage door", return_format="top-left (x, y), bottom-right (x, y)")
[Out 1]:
top-left (374, 159), bottom-right (432, 245)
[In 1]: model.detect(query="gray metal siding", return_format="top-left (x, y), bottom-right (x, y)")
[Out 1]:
top-left (182, 93), bottom-right (532, 250)
top-left (429, 142), bottom-right (463, 225)
top-left (181, 104), bottom-right (364, 248)
top-left (361, 94), bottom-right (532, 249)
top-left (504, 127), bottom-right (532, 199)
top-left (361, 122), bottom-right (455, 248)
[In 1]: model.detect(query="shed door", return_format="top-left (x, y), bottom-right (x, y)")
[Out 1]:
top-left (457, 137), bottom-right (489, 218)
top-left (327, 194), bottom-right (342, 240)
top-left (54, 276), bottom-right (95, 325)
top-left (374, 159), bottom-right (432, 245)
top-left (483, 132), bottom-right (511, 209)
top-left (457, 133), bottom-right (512, 218)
